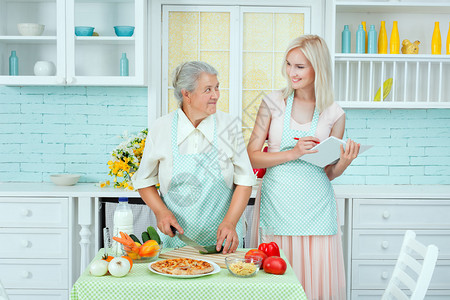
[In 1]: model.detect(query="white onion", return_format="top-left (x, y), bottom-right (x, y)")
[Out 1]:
top-left (89, 260), bottom-right (109, 276)
top-left (108, 257), bottom-right (130, 277)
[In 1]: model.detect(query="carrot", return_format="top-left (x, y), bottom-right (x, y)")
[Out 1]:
top-left (120, 232), bottom-right (139, 252)
top-left (113, 236), bottom-right (131, 247)
top-left (120, 231), bottom-right (135, 244)
top-left (112, 236), bottom-right (132, 246)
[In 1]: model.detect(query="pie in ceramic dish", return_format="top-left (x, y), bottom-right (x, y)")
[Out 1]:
top-left (150, 258), bottom-right (215, 276)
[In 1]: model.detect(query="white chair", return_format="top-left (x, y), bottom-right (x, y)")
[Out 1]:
top-left (0, 279), bottom-right (9, 300)
top-left (381, 230), bottom-right (439, 300)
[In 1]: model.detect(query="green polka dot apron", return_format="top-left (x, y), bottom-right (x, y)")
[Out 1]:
top-left (260, 93), bottom-right (337, 236)
top-left (160, 110), bottom-right (244, 248)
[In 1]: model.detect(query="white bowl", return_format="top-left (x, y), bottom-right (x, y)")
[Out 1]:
top-left (34, 61), bottom-right (56, 76)
top-left (50, 174), bottom-right (81, 186)
top-left (17, 23), bottom-right (45, 36)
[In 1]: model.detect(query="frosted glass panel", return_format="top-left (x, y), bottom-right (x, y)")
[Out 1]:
top-left (200, 12), bottom-right (230, 50)
top-left (168, 12), bottom-right (199, 87)
top-left (242, 12), bottom-right (305, 143)
top-left (243, 13), bottom-right (273, 52)
top-left (200, 51), bottom-right (230, 88)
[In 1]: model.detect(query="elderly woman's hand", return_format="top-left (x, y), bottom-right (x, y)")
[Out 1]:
top-left (216, 221), bottom-right (239, 254)
top-left (155, 208), bottom-right (183, 237)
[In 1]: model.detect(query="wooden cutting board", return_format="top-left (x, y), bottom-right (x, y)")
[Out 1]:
top-left (159, 246), bottom-right (246, 268)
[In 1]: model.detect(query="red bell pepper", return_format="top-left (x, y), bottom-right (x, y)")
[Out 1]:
top-left (252, 146), bottom-right (269, 179)
top-left (258, 242), bottom-right (280, 257)
top-left (252, 168), bottom-right (266, 178)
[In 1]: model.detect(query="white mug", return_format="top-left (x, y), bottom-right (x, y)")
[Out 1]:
top-left (34, 61), bottom-right (56, 76)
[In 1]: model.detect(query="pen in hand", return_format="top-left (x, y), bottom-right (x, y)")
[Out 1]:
top-left (294, 137), bottom-right (320, 144)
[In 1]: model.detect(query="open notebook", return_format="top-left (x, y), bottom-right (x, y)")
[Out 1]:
top-left (299, 136), bottom-right (372, 168)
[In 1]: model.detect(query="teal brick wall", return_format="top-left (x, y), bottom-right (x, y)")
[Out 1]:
top-left (0, 85), bottom-right (449, 184)
top-left (334, 109), bottom-right (450, 185)
top-left (0, 86), bottom-right (147, 183)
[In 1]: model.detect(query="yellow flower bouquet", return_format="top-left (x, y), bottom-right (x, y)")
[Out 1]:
top-left (101, 128), bottom-right (148, 190)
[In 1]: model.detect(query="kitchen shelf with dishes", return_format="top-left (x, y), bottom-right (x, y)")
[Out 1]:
top-left (332, 1), bottom-right (450, 108)
top-left (0, 0), bottom-right (146, 86)
top-left (334, 54), bottom-right (450, 108)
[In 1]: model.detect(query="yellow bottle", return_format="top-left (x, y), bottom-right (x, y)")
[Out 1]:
top-left (390, 21), bottom-right (400, 54)
top-left (362, 21), bottom-right (368, 53)
top-left (378, 21), bottom-right (388, 54)
top-left (446, 21), bottom-right (450, 55)
top-left (431, 21), bottom-right (441, 55)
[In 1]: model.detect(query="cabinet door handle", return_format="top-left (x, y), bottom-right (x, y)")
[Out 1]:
top-left (21, 240), bottom-right (31, 248)
top-left (381, 241), bottom-right (389, 249)
top-left (382, 211), bottom-right (390, 219)
top-left (381, 271), bottom-right (389, 280)
top-left (21, 271), bottom-right (30, 278)
top-left (21, 209), bottom-right (30, 217)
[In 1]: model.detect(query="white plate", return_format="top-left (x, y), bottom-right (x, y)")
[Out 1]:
top-left (148, 258), bottom-right (221, 278)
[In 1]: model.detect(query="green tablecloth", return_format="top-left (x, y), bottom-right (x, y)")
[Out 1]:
top-left (71, 249), bottom-right (307, 300)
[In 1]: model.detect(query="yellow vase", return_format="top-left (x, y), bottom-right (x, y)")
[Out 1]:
top-left (362, 21), bottom-right (368, 53)
top-left (431, 21), bottom-right (441, 55)
top-left (378, 21), bottom-right (388, 54)
top-left (390, 21), bottom-right (400, 54)
top-left (446, 22), bottom-right (450, 55)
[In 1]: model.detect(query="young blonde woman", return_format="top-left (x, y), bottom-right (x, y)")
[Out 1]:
top-left (248, 35), bottom-right (360, 300)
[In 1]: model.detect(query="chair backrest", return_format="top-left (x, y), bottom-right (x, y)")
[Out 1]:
top-left (381, 230), bottom-right (439, 300)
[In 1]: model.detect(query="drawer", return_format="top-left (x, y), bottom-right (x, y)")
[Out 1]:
top-left (352, 230), bottom-right (450, 259)
top-left (0, 228), bottom-right (68, 259)
top-left (353, 199), bottom-right (450, 229)
top-left (351, 260), bottom-right (450, 290)
top-left (6, 289), bottom-right (67, 300)
top-left (0, 197), bottom-right (68, 228)
top-left (0, 259), bottom-right (68, 289)
top-left (351, 289), bottom-right (450, 300)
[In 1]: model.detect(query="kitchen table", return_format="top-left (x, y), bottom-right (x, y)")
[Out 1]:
top-left (70, 249), bottom-right (307, 300)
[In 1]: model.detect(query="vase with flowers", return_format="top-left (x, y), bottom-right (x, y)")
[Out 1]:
top-left (100, 128), bottom-right (148, 190)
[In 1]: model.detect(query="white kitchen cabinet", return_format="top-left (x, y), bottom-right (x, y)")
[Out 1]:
top-left (330, 1), bottom-right (450, 108)
top-left (0, 0), bottom-right (65, 85)
top-left (0, 197), bottom-right (71, 299)
top-left (5, 289), bottom-right (68, 300)
top-left (0, 0), bottom-right (146, 86)
top-left (349, 198), bottom-right (450, 298)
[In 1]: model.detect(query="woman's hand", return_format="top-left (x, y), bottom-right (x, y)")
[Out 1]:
top-left (155, 209), bottom-right (183, 237)
top-left (216, 221), bottom-right (239, 254)
top-left (337, 139), bottom-right (360, 168)
top-left (290, 136), bottom-right (320, 160)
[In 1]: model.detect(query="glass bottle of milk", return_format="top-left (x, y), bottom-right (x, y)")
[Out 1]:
top-left (112, 197), bottom-right (134, 255)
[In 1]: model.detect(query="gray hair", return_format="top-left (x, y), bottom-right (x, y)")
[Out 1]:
top-left (172, 61), bottom-right (218, 103)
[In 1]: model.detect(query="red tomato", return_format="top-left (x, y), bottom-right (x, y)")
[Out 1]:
top-left (245, 249), bottom-right (267, 268)
top-left (263, 256), bottom-right (287, 275)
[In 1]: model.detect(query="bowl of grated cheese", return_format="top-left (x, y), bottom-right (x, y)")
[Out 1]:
top-left (225, 257), bottom-right (262, 277)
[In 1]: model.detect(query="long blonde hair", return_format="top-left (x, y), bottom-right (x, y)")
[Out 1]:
top-left (281, 35), bottom-right (334, 112)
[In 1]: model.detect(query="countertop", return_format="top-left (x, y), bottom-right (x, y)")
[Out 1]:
top-left (0, 182), bottom-right (449, 199)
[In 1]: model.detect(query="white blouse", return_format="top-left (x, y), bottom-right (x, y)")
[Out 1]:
top-left (132, 109), bottom-right (257, 194)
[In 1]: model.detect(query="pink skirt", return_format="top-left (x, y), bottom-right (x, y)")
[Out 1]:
top-left (251, 182), bottom-right (346, 300)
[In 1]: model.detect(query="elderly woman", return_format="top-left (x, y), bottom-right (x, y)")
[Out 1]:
top-left (132, 61), bottom-right (256, 253)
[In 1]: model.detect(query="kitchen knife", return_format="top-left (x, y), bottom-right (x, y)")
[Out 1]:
top-left (170, 226), bottom-right (207, 253)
